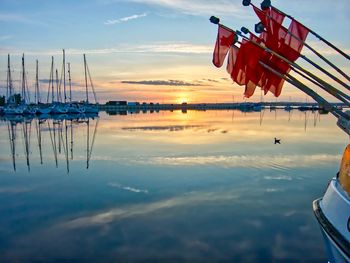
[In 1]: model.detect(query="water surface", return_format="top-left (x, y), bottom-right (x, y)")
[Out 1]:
top-left (0, 110), bottom-right (348, 262)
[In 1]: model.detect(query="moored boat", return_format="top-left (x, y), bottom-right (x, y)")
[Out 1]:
top-left (313, 145), bottom-right (350, 263)
top-left (4, 105), bottom-right (24, 115)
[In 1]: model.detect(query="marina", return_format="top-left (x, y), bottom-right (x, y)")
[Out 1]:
top-left (0, 0), bottom-right (349, 262)
top-left (1, 51), bottom-right (98, 117)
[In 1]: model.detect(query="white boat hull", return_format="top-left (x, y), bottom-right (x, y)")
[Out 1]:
top-left (313, 178), bottom-right (350, 263)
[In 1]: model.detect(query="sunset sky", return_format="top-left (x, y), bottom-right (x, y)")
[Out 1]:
top-left (0, 0), bottom-right (349, 103)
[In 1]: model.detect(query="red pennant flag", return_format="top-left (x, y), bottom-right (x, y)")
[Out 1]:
top-left (226, 45), bottom-right (239, 78)
top-left (227, 40), bottom-right (247, 86)
top-left (253, 5), bottom-right (286, 51)
top-left (244, 34), bottom-right (266, 97)
top-left (226, 35), bottom-right (266, 98)
top-left (252, 5), bottom-right (309, 97)
top-left (213, 25), bottom-right (236, 68)
top-left (280, 19), bottom-right (309, 62)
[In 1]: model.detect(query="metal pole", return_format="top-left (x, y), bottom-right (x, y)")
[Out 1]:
top-left (63, 49), bottom-right (66, 103)
top-left (68, 62), bottom-right (72, 102)
top-left (270, 5), bottom-right (350, 61)
top-left (259, 61), bottom-right (348, 121)
top-left (84, 54), bottom-right (89, 103)
top-left (236, 31), bottom-right (350, 105)
top-left (250, 3), bottom-right (350, 84)
top-left (22, 54), bottom-right (25, 103)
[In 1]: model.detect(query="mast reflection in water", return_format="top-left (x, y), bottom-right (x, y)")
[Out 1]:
top-left (2, 114), bottom-right (99, 173)
top-left (0, 110), bottom-right (348, 262)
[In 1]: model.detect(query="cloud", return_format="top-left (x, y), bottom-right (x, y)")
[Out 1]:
top-left (204, 79), bottom-right (219, 83)
top-left (39, 79), bottom-right (80, 86)
top-left (302, 40), bottom-right (350, 56)
top-left (120, 0), bottom-right (248, 18)
top-left (60, 190), bottom-right (240, 229)
top-left (0, 35), bottom-right (12, 41)
top-left (129, 154), bottom-right (342, 169)
top-left (0, 13), bottom-right (28, 23)
top-left (121, 79), bottom-right (203, 86)
top-left (0, 42), bottom-right (212, 56)
top-left (108, 182), bottom-right (149, 194)
top-left (104, 12), bottom-right (147, 25)
top-left (0, 13), bottom-right (42, 25)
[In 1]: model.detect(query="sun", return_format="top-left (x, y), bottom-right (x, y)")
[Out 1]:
top-left (175, 94), bottom-right (190, 104)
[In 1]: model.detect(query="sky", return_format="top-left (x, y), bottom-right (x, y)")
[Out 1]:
top-left (0, 0), bottom-right (349, 103)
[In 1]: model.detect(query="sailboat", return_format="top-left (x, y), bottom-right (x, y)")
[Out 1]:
top-left (80, 54), bottom-right (99, 114)
top-left (47, 55), bottom-right (68, 115)
top-left (64, 54), bottom-right (85, 114)
top-left (20, 54), bottom-right (37, 115)
top-left (4, 54), bottom-right (24, 115)
top-left (35, 60), bottom-right (52, 115)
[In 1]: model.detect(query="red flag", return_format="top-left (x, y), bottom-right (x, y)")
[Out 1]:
top-left (244, 34), bottom-right (266, 97)
top-left (262, 56), bottom-right (290, 96)
top-left (226, 35), bottom-right (266, 98)
top-left (213, 25), bottom-right (236, 68)
top-left (226, 45), bottom-right (239, 78)
top-left (228, 40), bottom-right (247, 86)
top-left (280, 19), bottom-right (309, 61)
top-left (253, 5), bottom-right (286, 51)
top-left (252, 5), bottom-right (308, 97)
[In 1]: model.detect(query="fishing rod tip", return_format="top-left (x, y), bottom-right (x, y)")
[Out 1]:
top-left (209, 16), bottom-right (220, 25)
top-left (242, 0), bottom-right (251, 6)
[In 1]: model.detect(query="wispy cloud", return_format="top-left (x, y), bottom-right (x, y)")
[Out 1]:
top-left (0, 13), bottom-right (41, 25)
top-left (0, 35), bottom-right (12, 41)
top-left (0, 13), bottom-right (28, 23)
top-left (140, 154), bottom-right (341, 169)
top-left (302, 40), bottom-right (350, 56)
top-left (120, 0), bottom-right (248, 18)
top-left (108, 182), bottom-right (149, 194)
top-left (104, 13), bottom-right (147, 25)
top-left (60, 190), bottom-right (240, 228)
top-left (121, 79), bottom-right (203, 86)
top-left (0, 42), bottom-right (212, 56)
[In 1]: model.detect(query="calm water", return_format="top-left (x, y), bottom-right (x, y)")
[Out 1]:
top-left (0, 110), bottom-right (348, 262)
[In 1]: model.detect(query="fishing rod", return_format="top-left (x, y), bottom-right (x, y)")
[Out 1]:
top-left (243, 1), bottom-right (350, 85)
top-left (259, 0), bottom-right (350, 61)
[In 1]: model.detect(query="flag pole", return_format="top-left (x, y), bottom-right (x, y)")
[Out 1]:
top-left (247, 2), bottom-right (350, 84)
top-left (259, 61), bottom-right (350, 124)
top-left (260, 0), bottom-right (350, 61)
top-left (236, 29), bottom-right (350, 105)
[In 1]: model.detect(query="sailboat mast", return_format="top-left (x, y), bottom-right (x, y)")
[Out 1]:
top-left (68, 62), bottom-right (72, 102)
top-left (51, 57), bottom-right (54, 103)
top-left (6, 55), bottom-right (9, 99)
top-left (56, 69), bottom-right (59, 103)
top-left (35, 60), bottom-right (40, 104)
top-left (86, 118), bottom-right (90, 169)
top-left (84, 54), bottom-right (89, 103)
top-left (63, 49), bottom-right (67, 103)
top-left (21, 54), bottom-right (25, 103)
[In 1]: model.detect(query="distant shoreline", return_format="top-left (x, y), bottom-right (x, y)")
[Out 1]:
top-left (99, 101), bottom-right (347, 112)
